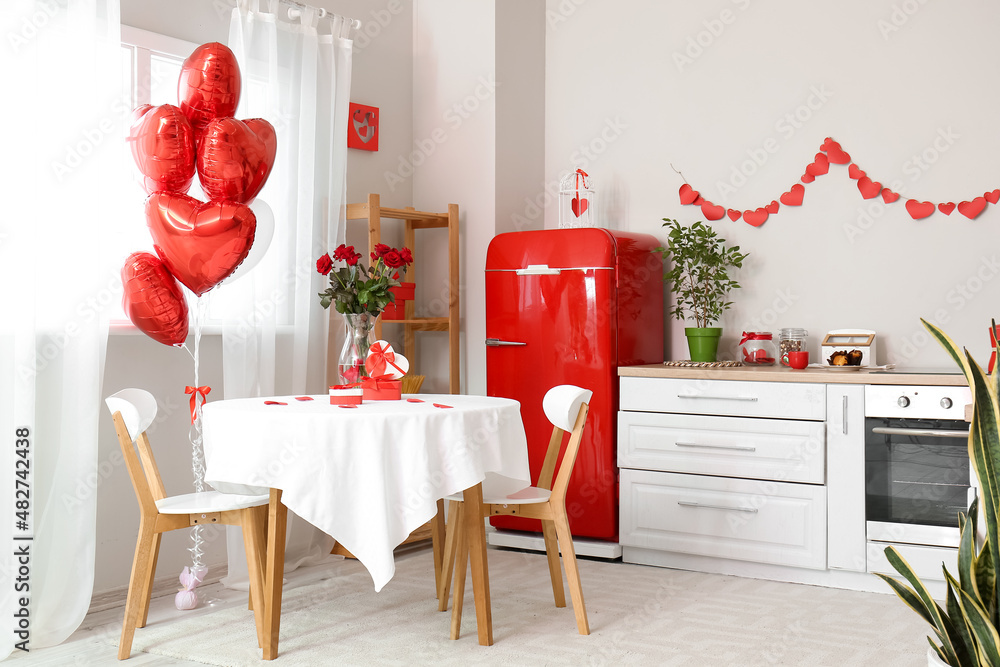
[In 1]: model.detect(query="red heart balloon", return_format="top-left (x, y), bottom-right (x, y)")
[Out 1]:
top-left (177, 42), bottom-right (242, 136)
top-left (848, 164), bottom-right (866, 180)
top-left (146, 192), bottom-right (257, 296)
top-left (780, 184), bottom-right (804, 206)
top-left (857, 177), bottom-right (882, 200)
top-left (128, 104), bottom-right (196, 195)
top-left (958, 197), bottom-right (987, 219)
top-left (121, 252), bottom-right (189, 346)
top-left (986, 189), bottom-right (1000, 205)
top-left (881, 189), bottom-right (900, 203)
top-left (743, 208), bottom-right (768, 227)
top-left (678, 184), bottom-right (699, 205)
top-left (938, 202), bottom-right (956, 215)
top-left (700, 201), bottom-right (725, 221)
top-left (197, 118), bottom-right (277, 204)
top-left (905, 199), bottom-right (935, 220)
top-left (571, 196), bottom-right (589, 217)
top-left (727, 209), bottom-right (741, 221)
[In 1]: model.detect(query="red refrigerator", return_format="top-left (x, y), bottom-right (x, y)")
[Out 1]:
top-left (485, 228), bottom-right (664, 541)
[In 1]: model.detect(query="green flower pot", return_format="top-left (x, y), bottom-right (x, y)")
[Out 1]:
top-left (685, 327), bottom-right (722, 362)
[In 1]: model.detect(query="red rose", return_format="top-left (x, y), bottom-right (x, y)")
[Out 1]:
top-left (399, 247), bottom-right (413, 265)
top-left (371, 243), bottom-right (390, 260)
top-left (382, 250), bottom-right (403, 269)
top-left (316, 253), bottom-right (334, 275)
top-left (344, 249), bottom-right (361, 266)
top-left (332, 244), bottom-right (354, 262)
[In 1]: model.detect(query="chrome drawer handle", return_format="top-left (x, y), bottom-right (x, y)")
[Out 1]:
top-left (871, 427), bottom-right (968, 439)
top-left (677, 394), bottom-right (758, 402)
top-left (675, 441), bottom-right (757, 452)
top-left (485, 338), bottom-right (526, 347)
top-left (677, 501), bottom-right (758, 513)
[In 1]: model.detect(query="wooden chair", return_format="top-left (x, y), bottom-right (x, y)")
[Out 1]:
top-left (106, 388), bottom-right (271, 660)
top-left (438, 384), bottom-right (593, 638)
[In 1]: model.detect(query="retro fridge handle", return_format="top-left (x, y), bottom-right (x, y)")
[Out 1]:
top-left (515, 264), bottom-right (562, 276)
top-left (485, 338), bottom-right (526, 347)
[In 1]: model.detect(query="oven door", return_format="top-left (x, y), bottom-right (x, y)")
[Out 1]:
top-left (865, 417), bottom-right (972, 548)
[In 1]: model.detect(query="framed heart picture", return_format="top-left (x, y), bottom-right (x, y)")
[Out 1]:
top-left (348, 102), bottom-right (379, 151)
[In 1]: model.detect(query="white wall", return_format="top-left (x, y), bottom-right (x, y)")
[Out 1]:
top-left (544, 0), bottom-right (1000, 367)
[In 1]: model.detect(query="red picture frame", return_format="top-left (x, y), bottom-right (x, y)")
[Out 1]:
top-left (348, 102), bottom-right (379, 151)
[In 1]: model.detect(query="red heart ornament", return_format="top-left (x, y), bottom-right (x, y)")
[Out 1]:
top-left (743, 208), bottom-right (768, 227)
top-left (765, 200), bottom-right (779, 214)
top-left (958, 197), bottom-right (987, 219)
top-left (121, 251), bottom-right (189, 347)
top-left (848, 164), bottom-right (866, 180)
top-left (805, 153), bottom-right (830, 177)
top-left (905, 199), bottom-right (935, 220)
top-left (146, 192), bottom-right (257, 296)
top-left (178, 42), bottom-right (242, 136)
top-left (128, 104), bottom-right (196, 195)
top-left (986, 189), bottom-right (1000, 204)
top-left (693, 195), bottom-right (705, 205)
top-left (825, 144), bottom-right (851, 164)
top-left (938, 202), bottom-right (956, 215)
top-left (780, 184), bottom-right (805, 206)
top-left (571, 196), bottom-right (589, 217)
top-left (701, 201), bottom-right (725, 221)
top-left (857, 177), bottom-right (882, 200)
top-left (727, 209), bottom-right (741, 221)
top-left (881, 189), bottom-right (900, 203)
top-left (678, 184), bottom-right (699, 205)
top-left (801, 173), bottom-right (815, 184)
top-left (197, 117), bottom-right (277, 204)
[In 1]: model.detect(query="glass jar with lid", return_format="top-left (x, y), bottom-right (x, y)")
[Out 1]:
top-left (779, 328), bottom-right (808, 366)
top-left (739, 332), bottom-right (776, 366)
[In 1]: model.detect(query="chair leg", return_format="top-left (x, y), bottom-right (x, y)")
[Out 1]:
top-left (242, 506), bottom-right (267, 649)
top-left (449, 512), bottom-right (469, 640)
top-left (136, 532), bottom-right (162, 628)
top-left (119, 519), bottom-right (157, 660)
top-left (540, 519), bottom-right (566, 608)
top-left (553, 511), bottom-right (589, 635)
top-left (431, 498), bottom-right (446, 599)
top-left (438, 501), bottom-right (462, 611)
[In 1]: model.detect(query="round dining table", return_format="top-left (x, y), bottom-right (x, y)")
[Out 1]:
top-left (202, 393), bottom-right (530, 657)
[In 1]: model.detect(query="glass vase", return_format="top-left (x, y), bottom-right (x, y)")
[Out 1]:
top-left (338, 312), bottom-right (377, 384)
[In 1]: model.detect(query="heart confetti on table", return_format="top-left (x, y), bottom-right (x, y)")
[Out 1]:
top-left (406, 398), bottom-right (425, 403)
top-left (338, 404), bottom-right (358, 409)
top-left (263, 401), bottom-right (287, 406)
top-left (433, 403), bottom-right (453, 409)
top-left (295, 396), bottom-right (314, 401)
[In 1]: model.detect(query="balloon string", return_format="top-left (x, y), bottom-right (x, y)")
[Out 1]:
top-left (188, 294), bottom-right (209, 569)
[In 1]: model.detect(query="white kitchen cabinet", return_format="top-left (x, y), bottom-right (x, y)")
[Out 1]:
top-left (620, 377), bottom-right (826, 420)
top-left (825, 384), bottom-right (867, 572)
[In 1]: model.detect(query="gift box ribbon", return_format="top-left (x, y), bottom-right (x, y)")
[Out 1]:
top-left (365, 341), bottom-right (406, 378)
top-left (330, 383), bottom-right (362, 391)
top-left (739, 331), bottom-right (773, 345)
top-left (185, 385), bottom-right (211, 424)
top-left (361, 375), bottom-right (396, 390)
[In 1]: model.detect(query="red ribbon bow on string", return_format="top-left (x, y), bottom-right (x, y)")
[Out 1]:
top-left (184, 385), bottom-right (211, 424)
top-left (739, 331), bottom-right (772, 345)
top-left (365, 341), bottom-right (406, 378)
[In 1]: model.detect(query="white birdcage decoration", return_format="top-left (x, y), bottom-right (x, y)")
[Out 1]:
top-left (558, 169), bottom-right (595, 228)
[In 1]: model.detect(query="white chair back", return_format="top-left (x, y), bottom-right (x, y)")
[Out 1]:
top-left (542, 385), bottom-right (593, 432)
top-left (106, 388), bottom-right (158, 442)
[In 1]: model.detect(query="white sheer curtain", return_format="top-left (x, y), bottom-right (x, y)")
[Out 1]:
top-left (0, 0), bottom-right (122, 657)
top-left (216, 0), bottom-right (355, 586)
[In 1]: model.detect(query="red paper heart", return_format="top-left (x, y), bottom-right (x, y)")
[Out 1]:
top-left (905, 199), bottom-right (935, 220)
top-left (805, 153), bottom-right (830, 177)
top-left (743, 208), bottom-right (769, 227)
top-left (433, 403), bottom-right (453, 409)
top-left (780, 184), bottom-right (805, 206)
top-left (857, 177), bottom-right (882, 200)
top-left (264, 401), bottom-right (288, 406)
top-left (848, 164), bottom-right (866, 180)
top-left (825, 143), bottom-right (851, 164)
top-left (678, 184), bottom-right (699, 205)
top-left (295, 396), bottom-right (314, 401)
top-left (197, 117), bottom-right (277, 204)
top-left (571, 196), bottom-right (589, 217)
top-left (986, 189), bottom-right (1000, 204)
top-left (128, 104), bottom-right (196, 195)
top-left (765, 200), bottom-right (779, 214)
top-left (120, 252), bottom-right (189, 347)
top-left (801, 173), bottom-right (815, 184)
top-left (727, 209), bottom-right (741, 221)
top-left (406, 398), bottom-right (425, 403)
top-left (693, 195), bottom-right (705, 205)
top-left (881, 189), bottom-right (900, 203)
top-left (701, 201), bottom-right (725, 221)
top-left (938, 202), bottom-right (955, 215)
top-left (958, 197), bottom-right (987, 219)
top-left (178, 42), bottom-right (242, 135)
top-left (146, 192), bottom-right (257, 296)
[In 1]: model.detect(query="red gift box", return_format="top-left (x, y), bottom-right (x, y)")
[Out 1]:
top-left (361, 376), bottom-right (401, 401)
top-left (391, 281), bottom-right (415, 301)
top-left (329, 384), bottom-right (363, 405)
top-left (382, 301), bottom-right (406, 320)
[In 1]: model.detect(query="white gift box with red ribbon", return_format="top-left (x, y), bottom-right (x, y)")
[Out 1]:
top-left (329, 384), bottom-right (363, 405)
top-left (362, 340), bottom-right (408, 400)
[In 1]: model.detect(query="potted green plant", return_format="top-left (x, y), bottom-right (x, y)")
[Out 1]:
top-left (876, 318), bottom-right (1000, 667)
top-left (653, 218), bottom-right (748, 362)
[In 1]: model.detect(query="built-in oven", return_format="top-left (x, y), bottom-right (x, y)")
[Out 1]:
top-left (865, 384), bottom-right (973, 549)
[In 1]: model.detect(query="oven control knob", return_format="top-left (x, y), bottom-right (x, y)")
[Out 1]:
top-left (940, 397), bottom-right (953, 409)
top-left (897, 396), bottom-right (910, 408)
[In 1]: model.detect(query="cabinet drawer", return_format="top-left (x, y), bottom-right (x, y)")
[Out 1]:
top-left (620, 377), bottom-right (825, 420)
top-left (618, 412), bottom-right (825, 484)
top-left (620, 469), bottom-right (827, 570)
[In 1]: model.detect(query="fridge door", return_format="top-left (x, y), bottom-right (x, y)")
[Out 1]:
top-left (486, 229), bottom-right (619, 540)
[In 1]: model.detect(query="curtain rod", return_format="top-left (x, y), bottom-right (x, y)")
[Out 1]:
top-left (279, 0), bottom-right (362, 31)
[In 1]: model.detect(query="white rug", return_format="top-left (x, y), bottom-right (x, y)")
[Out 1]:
top-left (101, 548), bottom-right (931, 666)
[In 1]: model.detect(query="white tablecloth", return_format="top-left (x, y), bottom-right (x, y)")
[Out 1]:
top-left (202, 394), bottom-right (530, 591)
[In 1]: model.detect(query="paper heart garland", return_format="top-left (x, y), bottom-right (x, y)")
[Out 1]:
top-left (146, 192), bottom-right (257, 296)
top-left (177, 42), bottom-right (242, 136)
top-left (857, 177), bottom-right (882, 200)
top-left (805, 153), bottom-right (829, 177)
top-left (678, 184), bottom-right (699, 205)
top-left (765, 200), bottom-right (779, 214)
top-left (938, 202), bottom-right (955, 216)
top-left (779, 184), bottom-right (804, 206)
top-left (987, 189), bottom-right (1000, 204)
top-left (848, 164), bottom-right (866, 180)
top-left (128, 104), bottom-right (196, 195)
top-left (905, 199), bottom-right (935, 220)
top-left (571, 196), bottom-right (589, 217)
top-left (800, 172), bottom-right (815, 184)
top-left (197, 117), bottom-right (277, 204)
top-left (743, 208), bottom-right (768, 227)
top-left (365, 340), bottom-right (409, 379)
top-left (881, 189), bottom-right (900, 203)
top-left (727, 209), bottom-right (741, 221)
top-left (120, 252), bottom-right (189, 346)
top-left (958, 197), bottom-right (987, 219)
top-left (700, 201), bottom-right (725, 221)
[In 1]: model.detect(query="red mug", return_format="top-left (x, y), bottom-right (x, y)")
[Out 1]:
top-left (788, 350), bottom-right (809, 369)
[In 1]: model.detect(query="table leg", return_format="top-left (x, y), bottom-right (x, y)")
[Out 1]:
top-left (461, 482), bottom-right (493, 646)
top-left (263, 489), bottom-right (287, 660)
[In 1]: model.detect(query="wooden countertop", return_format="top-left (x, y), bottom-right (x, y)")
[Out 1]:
top-left (619, 363), bottom-right (969, 386)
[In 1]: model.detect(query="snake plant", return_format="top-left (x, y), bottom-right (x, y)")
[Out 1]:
top-left (875, 318), bottom-right (1000, 666)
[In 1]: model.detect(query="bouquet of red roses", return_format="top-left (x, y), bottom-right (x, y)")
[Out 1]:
top-left (316, 243), bottom-right (413, 315)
